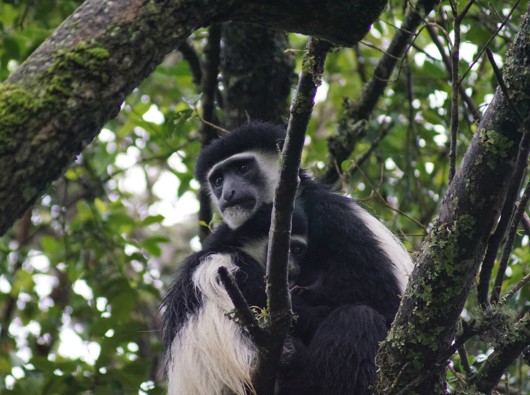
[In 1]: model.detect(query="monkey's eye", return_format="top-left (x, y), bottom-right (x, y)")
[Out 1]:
top-left (291, 243), bottom-right (306, 256)
top-left (213, 176), bottom-right (224, 187)
top-left (237, 164), bottom-right (249, 174)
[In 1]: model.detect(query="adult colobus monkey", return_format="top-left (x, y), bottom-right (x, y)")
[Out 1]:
top-left (161, 204), bottom-right (308, 395)
top-left (195, 122), bottom-right (414, 395)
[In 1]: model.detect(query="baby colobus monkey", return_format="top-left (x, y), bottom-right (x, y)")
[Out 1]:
top-left (161, 204), bottom-right (307, 395)
top-left (196, 122), bottom-right (414, 394)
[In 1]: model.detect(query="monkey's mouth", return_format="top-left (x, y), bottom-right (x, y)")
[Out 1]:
top-left (222, 197), bottom-right (256, 212)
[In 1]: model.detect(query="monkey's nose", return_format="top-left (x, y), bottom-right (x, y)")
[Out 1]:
top-left (224, 189), bottom-right (236, 201)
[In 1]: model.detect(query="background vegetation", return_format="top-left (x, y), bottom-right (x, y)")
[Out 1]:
top-left (0, 0), bottom-right (528, 393)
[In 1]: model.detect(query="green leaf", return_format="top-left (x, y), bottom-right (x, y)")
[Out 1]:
top-left (40, 236), bottom-right (61, 254)
top-left (143, 236), bottom-right (169, 257)
top-left (182, 93), bottom-right (202, 106)
top-left (141, 215), bottom-right (165, 226)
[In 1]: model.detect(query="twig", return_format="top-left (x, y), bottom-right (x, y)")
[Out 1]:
top-left (439, 320), bottom-right (479, 363)
top-left (386, 362), bottom-right (410, 394)
top-left (447, 364), bottom-right (466, 388)
top-left (458, 346), bottom-right (473, 376)
top-left (395, 370), bottom-right (432, 395)
top-left (456, 0), bottom-right (477, 23)
top-left (485, 48), bottom-right (524, 122)
top-left (178, 40), bottom-right (203, 86)
top-left (522, 212), bottom-right (530, 235)
top-left (193, 104), bottom-right (229, 134)
top-left (491, 180), bottom-right (530, 304)
top-left (199, 25), bottom-right (222, 146)
top-left (354, 44), bottom-right (367, 83)
top-left (500, 273), bottom-right (530, 305)
top-left (448, 0), bottom-right (461, 182)
top-left (218, 266), bottom-right (267, 345)
top-left (344, 122), bottom-right (394, 179)
top-left (459, 0), bottom-right (521, 85)
top-left (425, 23), bottom-right (481, 121)
top-left (0, 211), bottom-right (31, 341)
top-left (354, 163), bottom-right (427, 231)
top-left (324, 0), bottom-right (441, 185)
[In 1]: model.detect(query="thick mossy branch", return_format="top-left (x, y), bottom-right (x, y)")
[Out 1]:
top-left (0, 0), bottom-right (386, 236)
top-left (252, 38), bottom-right (332, 395)
top-left (468, 314), bottom-right (530, 394)
top-left (376, 7), bottom-right (530, 394)
top-left (477, 135), bottom-right (529, 306)
top-left (236, 0), bottom-right (386, 46)
top-left (0, 0), bottom-right (213, 235)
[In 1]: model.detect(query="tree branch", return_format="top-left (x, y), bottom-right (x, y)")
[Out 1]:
top-left (448, 0), bottom-right (462, 182)
top-left (323, 0), bottom-right (441, 184)
top-left (469, 314), bottom-right (530, 393)
top-left (252, 37), bottom-right (332, 395)
top-left (0, 0), bottom-right (386, 236)
top-left (197, 25), bottom-right (222, 241)
top-left (477, 83), bottom-right (530, 308)
top-left (377, 6), bottom-right (530, 393)
top-left (217, 266), bottom-right (268, 346)
top-left (490, 179), bottom-right (530, 304)
top-left (199, 25), bottom-right (222, 146)
top-left (424, 23), bottom-right (481, 122)
top-left (178, 40), bottom-right (203, 86)
top-left (220, 24), bottom-right (294, 129)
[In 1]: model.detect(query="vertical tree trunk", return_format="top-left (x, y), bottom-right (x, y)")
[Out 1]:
top-left (221, 23), bottom-right (294, 128)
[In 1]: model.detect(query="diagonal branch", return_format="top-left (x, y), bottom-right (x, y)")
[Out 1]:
top-left (252, 37), bottom-right (332, 395)
top-left (490, 179), bottom-right (530, 304)
top-left (217, 266), bottom-right (268, 346)
top-left (468, 314), bottom-right (530, 393)
top-left (323, 0), bottom-right (441, 184)
top-left (377, 6), bottom-right (530, 393)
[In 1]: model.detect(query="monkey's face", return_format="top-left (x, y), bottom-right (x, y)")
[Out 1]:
top-left (287, 235), bottom-right (307, 281)
top-left (207, 151), bottom-right (280, 229)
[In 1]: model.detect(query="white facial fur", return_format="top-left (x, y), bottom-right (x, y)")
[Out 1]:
top-left (167, 254), bottom-right (257, 395)
top-left (207, 151), bottom-right (280, 229)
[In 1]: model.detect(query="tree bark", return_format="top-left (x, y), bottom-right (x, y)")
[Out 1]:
top-left (468, 314), bottom-right (530, 394)
top-left (221, 23), bottom-right (294, 129)
top-left (0, 0), bottom-right (386, 236)
top-left (376, 7), bottom-right (530, 394)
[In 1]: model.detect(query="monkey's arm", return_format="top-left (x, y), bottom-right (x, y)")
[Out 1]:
top-left (290, 292), bottom-right (333, 343)
top-left (309, 304), bottom-right (388, 395)
top-left (160, 253), bottom-right (204, 352)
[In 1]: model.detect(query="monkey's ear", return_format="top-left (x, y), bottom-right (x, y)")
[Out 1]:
top-left (275, 138), bottom-right (286, 151)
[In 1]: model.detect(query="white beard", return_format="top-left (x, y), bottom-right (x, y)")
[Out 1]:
top-left (223, 206), bottom-right (255, 229)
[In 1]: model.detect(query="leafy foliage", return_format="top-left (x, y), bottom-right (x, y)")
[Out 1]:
top-left (0, 0), bottom-right (528, 393)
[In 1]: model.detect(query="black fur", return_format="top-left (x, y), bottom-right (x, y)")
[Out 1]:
top-left (161, 203), bottom-right (308, 387)
top-left (279, 176), bottom-right (402, 394)
top-left (194, 122), bottom-right (409, 395)
top-left (161, 205), bottom-right (272, 357)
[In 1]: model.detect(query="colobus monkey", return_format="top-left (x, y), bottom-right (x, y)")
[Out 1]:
top-left (161, 204), bottom-right (307, 395)
top-left (196, 122), bottom-right (414, 395)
